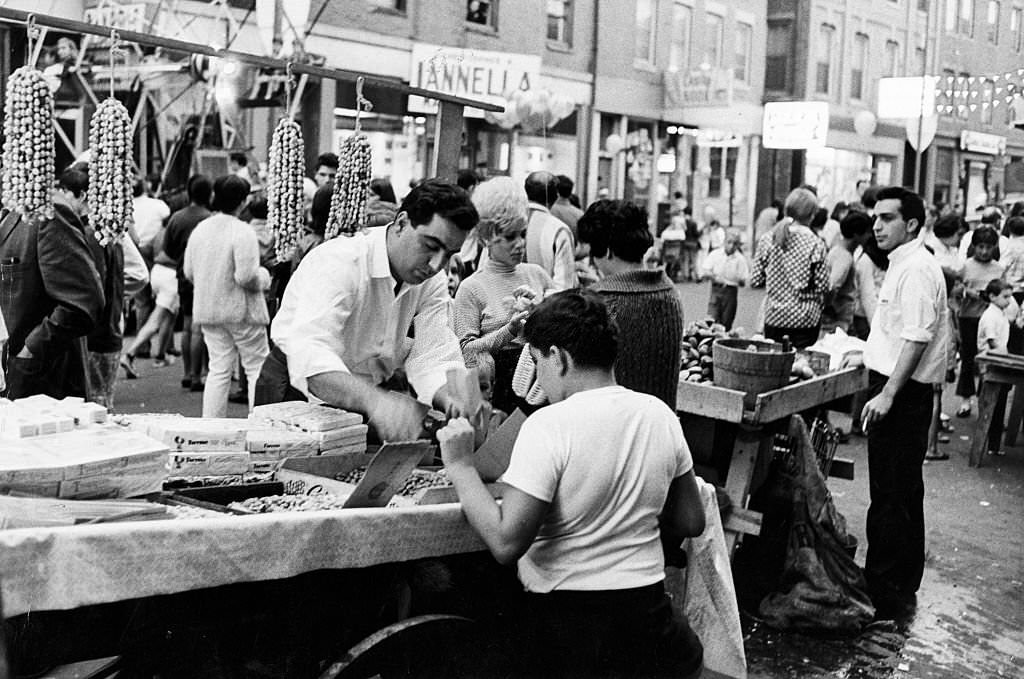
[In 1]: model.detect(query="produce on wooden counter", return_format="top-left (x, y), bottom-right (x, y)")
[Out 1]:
top-left (325, 133), bottom-right (372, 238)
top-left (267, 117), bottom-right (305, 261)
top-left (88, 97), bottom-right (134, 245)
top-left (2, 66), bottom-right (54, 220)
top-left (229, 493), bottom-right (350, 513)
top-left (679, 319), bottom-right (733, 384)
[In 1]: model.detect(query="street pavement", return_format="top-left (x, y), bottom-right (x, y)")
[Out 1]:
top-left (113, 281), bottom-right (1023, 678)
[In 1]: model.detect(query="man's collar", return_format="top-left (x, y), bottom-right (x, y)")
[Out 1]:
top-left (368, 225), bottom-right (394, 281)
top-left (528, 202), bottom-right (550, 214)
top-left (888, 237), bottom-right (923, 263)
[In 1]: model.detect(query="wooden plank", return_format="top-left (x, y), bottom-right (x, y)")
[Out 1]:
top-left (1005, 385), bottom-right (1024, 446)
top-left (723, 507), bottom-right (762, 537)
top-left (750, 367), bottom-right (867, 424)
top-left (971, 380), bottom-right (1002, 467)
top-left (676, 379), bottom-right (746, 423)
top-left (723, 431), bottom-right (760, 515)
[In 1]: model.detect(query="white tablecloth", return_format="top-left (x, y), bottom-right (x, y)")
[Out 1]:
top-left (0, 504), bottom-right (484, 618)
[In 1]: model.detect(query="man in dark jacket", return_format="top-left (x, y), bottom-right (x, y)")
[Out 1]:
top-left (0, 186), bottom-right (104, 399)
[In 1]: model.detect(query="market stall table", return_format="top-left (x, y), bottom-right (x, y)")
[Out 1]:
top-left (971, 352), bottom-right (1024, 467)
top-left (676, 366), bottom-right (868, 552)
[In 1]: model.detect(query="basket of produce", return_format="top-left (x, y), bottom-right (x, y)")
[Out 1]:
top-left (712, 338), bottom-right (796, 408)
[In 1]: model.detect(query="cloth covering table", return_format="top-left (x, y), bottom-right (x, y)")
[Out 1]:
top-left (0, 503), bottom-right (485, 618)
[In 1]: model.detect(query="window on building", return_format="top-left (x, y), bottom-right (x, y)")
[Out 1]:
top-left (988, 1), bottom-right (1001, 42)
top-left (369, 0), bottom-right (406, 9)
top-left (885, 40), bottom-right (900, 77)
top-left (705, 13), bottom-right (724, 68)
top-left (547, 0), bottom-right (572, 45)
top-left (851, 33), bottom-right (868, 100)
top-left (669, 2), bottom-right (692, 72)
top-left (735, 22), bottom-right (752, 82)
top-left (815, 24), bottom-right (834, 95)
top-left (708, 146), bottom-right (738, 198)
top-left (467, 0), bottom-right (496, 28)
top-left (959, 0), bottom-right (975, 35)
top-left (958, 71), bottom-right (971, 119)
top-left (634, 0), bottom-right (655, 63)
top-left (945, 0), bottom-right (956, 30)
top-left (918, 0), bottom-right (929, 10)
top-left (1013, 7), bottom-right (1023, 51)
top-left (913, 47), bottom-right (926, 76)
top-left (982, 79), bottom-right (995, 124)
top-left (766, 21), bottom-right (792, 92)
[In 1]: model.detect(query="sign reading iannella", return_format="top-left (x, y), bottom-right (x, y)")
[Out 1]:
top-left (408, 43), bottom-right (541, 117)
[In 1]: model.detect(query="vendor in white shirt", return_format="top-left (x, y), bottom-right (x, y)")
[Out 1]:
top-left (255, 179), bottom-right (479, 442)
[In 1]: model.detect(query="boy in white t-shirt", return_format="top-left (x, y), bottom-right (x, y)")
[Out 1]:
top-left (438, 289), bottom-right (706, 679)
top-left (701, 228), bottom-right (749, 330)
top-left (978, 278), bottom-right (1016, 456)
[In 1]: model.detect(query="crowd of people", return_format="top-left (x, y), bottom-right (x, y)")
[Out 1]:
top-left (0, 143), bottom-right (1011, 673)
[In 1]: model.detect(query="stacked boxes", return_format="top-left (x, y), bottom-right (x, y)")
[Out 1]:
top-left (249, 402), bottom-right (368, 455)
top-left (0, 395), bottom-right (108, 438)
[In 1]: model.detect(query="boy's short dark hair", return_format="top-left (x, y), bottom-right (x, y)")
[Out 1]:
top-left (875, 186), bottom-right (926, 229)
top-left (316, 152), bottom-right (339, 170)
top-left (839, 210), bottom-right (873, 239)
top-left (933, 213), bottom-right (966, 239)
top-left (187, 174), bottom-right (213, 206)
top-left (399, 178), bottom-right (479, 232)
top-left (577, 199), bottom-right (653, 263)
top-left (229, 152), bottom-right (247, 166)
top-left (59, 167), bottom-right (88, 198)
top-left (971, 225), bottom-right (999, 247)
top-left (248, 195), bottom-right (268, 220)
top-left (523, 289), bottom-right (619, 370)
top-left (982, 277), bottom-right (1011, 301)
top-left (1006, 216), bottom-right (1024, 237)
top-left (456, 169), bottom-right (479, 192)
top-left (211, 174), bottom-right (251, 214)
top-left (556, 174), bottom-right (574, 198)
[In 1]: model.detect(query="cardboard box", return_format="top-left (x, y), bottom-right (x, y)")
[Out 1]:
top-left (58, 466), bottom-right (166, 499)
top-left (250, 402), bottom-right (363, 432)
top-left (167, 451), bottom-right (251, 477)
top-left (246, 428), bottom-right (319, 457)
top-left (148, 418), bottom-right (249, 452)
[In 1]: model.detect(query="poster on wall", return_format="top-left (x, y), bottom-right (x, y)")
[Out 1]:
top-left (762, 102), bottom-right (829, 149)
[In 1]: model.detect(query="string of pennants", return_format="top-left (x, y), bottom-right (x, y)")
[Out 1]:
top-left (933, 69), bottom-right (1024, 115)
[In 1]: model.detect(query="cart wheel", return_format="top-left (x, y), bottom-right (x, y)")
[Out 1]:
top-left (318, 614), bottom-right (492, 679)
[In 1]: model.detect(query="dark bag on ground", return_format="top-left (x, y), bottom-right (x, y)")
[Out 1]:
top-left (740, 416), bottom-right (874, 634)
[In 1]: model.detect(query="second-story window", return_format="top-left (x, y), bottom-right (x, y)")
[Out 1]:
top-left (982, 79), bottom-right (995, 124)
top-left (851, 33), bottom-right (869, 100)
top-left (668, 2), bottom-right (692, 73)
top-left (705, 12), bottom-right (724, 69)
top-left (547, 0), bottom-right (572, 46)
top-left (914, 47), bottom-right (926, 76)
top-left (1013, 7), bottom-right (1023, 52)
top-left (885, 40), bottom-right (900, 77)
top-left (735, 22), bottom-right (752, 82)
top-left (634, 0), bottom-right (656, 64)
top-left (765, 20), bottom-right (792, 92)
top-left (988, 1), bottom-right (1001, 43)
top-left (467, 0), bottom-right (497, 29)
top-left (369, 0), bottom-right (406, 10)
top-left (959, 0), bottom-right (975, 35)
top-left (815, 24), bottom-right (834, 96)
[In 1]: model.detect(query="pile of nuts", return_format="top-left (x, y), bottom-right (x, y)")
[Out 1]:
top-left (229, 493), bottom-right (349, 513)
top-left (397, 470), bottom-right (451, 496)
top-left (334, 466), bottom-right (367, 485)
top-left (325, 134), bottom-right (371, 239)
top-left (267, 117), bottom-right (305, 261)
top-left (680, 319), bottom-right (731, 384)
top-left (88, 97), bottom-right (134, 245)
top-left (165, 503), bottom-right (226, 520)
top-left (2, 66), bottom-right (54, 220)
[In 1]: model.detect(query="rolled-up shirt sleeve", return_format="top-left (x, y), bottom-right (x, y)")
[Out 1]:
top-left (897, 271), bottom-right (939, 343)
top-left (405, 272), bottom-right (466, 405)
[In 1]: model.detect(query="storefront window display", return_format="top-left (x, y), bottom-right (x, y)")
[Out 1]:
top-left (805, 146), bottom-right (875, 208)
top-left (624, 121), bottom-right (655, 205)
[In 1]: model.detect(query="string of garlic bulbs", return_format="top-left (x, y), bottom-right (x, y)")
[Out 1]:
top-left (2, 66), bottom-right (55, 221)
top-left (267, 118), bottom-right (305, 262)
top-left (87, 97), bottom-right (134, 245)
top-left (325, 133), bottom-right (371, 239)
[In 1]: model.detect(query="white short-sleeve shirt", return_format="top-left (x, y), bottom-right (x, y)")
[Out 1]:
top-left (500, 385), bottom-right (694, 593)
top-left (978, 303), bottom-right (1010, 354)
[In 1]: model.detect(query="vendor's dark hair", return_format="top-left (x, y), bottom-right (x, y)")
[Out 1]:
top-left (875, 186), bottom-right (926, 229)
top-left (556, 174), bottom-right (574, 198)
top-left (577, 199), bottom-right (652, 263)
top-left (933, 213), bottom-right (966, 239)
top-left (317, 152), bottom-right (339, 170)
top-left (187, 174), bottom-right (213, 206)
top-left (399, 178), bottom-right (478, 232)
top-left (248, 194), bottom-right (268, 220)
top-left (211, 174), bottom-right (251, 214)
top-left (839, 210), bottom-right (872, 239)
top-left (971, 225), bottom-right (999, 247)
top-left (524, 289), bottom-right (619, 369)
top-left (370, 177), bottom-right (397, 204)
top-left (1007, 216), bottom-right (1024, 237)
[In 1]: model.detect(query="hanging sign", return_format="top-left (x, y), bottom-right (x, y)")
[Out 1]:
top-left (762, 101), bottom-right (829, 149)
top-left (877, 76), bottom-right (938, 119)
top-left (960, 130), bottom-right (1007, 155)
top-left (83, 2), bottom-right (147, 35)
top-left (408, 43), bottom-right (540, 118)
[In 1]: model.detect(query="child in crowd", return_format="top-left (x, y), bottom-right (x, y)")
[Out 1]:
top-left (701, 229), bottom-right (748, 330)
top-left (978, 278), bottom-right (1017, 456)
top-left (956, 227), bottom-right (1004, 418)
top-left (474, 351), bottom-right (509, 436)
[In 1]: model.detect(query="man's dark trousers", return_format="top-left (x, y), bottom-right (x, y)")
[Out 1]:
top-left (865, 370), bottom-right (932, 606)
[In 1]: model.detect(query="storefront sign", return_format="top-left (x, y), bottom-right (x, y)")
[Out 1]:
top-left (664, 68), bottom-right (735, 109)
top-left (408, 43), bottom-right (540, 117)
top-left (83, 2), bottom-right (147, 34)
top-left (877, 76), bottom-right (937, 119)
top-left (762, 101), bottom-right (829, 149)
top-left (960, 130), bottom-right (1007, 155)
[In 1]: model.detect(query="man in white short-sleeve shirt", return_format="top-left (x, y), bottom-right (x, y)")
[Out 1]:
top-left (860, 186), bottom-right (949, 620)
top-left (438, 289), bottom-right (705, 679)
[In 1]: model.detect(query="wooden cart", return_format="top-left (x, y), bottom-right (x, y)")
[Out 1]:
top-left (676, 367), bottom-right (868, 552)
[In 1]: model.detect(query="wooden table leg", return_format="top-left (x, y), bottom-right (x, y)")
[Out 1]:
top-left (1004, 385), bottom-right (1024, 446)
top-left (970, 379), bottom-right (1000, 468)
top-left (723, 427), bottom-right (765, 553)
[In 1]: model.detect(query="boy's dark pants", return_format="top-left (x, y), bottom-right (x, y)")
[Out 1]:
top-left (707, 283), bottom-right (738, 330)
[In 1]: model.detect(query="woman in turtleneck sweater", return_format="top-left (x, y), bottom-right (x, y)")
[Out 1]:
top-left (453, 177), bottom-right (556, 412)
top-left (580, 199), bottom-right (684, 408)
